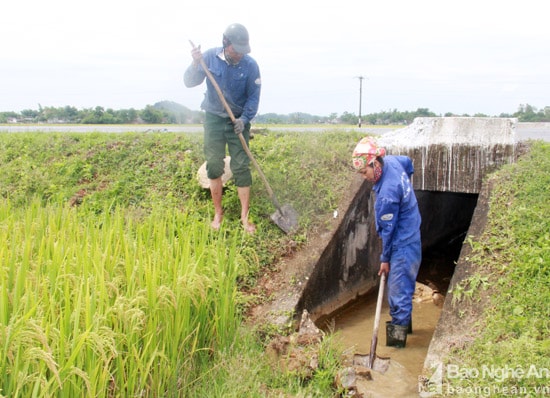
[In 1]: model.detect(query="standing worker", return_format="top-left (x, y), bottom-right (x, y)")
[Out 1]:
top-left (352, 137), bottom-right (422, 348)
top-left (184, 23), bottom-right (261, 234)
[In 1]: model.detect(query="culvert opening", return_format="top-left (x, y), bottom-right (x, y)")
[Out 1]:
top-left (416, 190), bottom-right (479, 295)
top-left (305, 188), bottom-right (480, 327)
top-left (316, 189), bottom-right (479, 396)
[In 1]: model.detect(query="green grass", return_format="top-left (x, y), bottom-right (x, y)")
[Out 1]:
top-left (0, 129), bottom-right (362, 397)
top-left (443, 141), bottom-right (550, 396)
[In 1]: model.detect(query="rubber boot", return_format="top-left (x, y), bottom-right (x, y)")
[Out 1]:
top-left (386, 321), bottom-right (408, 348)
top-left (408, 319), bottom-right (413, 334)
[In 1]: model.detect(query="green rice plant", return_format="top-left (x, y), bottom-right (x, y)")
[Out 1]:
top-left (0, 197), bottom-right (251, 397)
top-left (0, 128), bottom-right (374, 396)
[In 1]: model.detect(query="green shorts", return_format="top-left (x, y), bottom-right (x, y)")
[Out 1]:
top-left (203, 112), bottom-right (252, 187)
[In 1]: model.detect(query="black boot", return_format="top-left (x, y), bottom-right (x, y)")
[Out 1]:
top-left (408, 319), bottom-right (413, 334)
top-left (386, 321), bottom-right (408, 348)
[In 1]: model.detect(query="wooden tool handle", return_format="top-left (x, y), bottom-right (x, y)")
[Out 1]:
top-left (188, 41), bottom-right (281, 209)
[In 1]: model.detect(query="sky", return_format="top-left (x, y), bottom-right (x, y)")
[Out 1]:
top-left (1, 0), bottom-right (549, 117)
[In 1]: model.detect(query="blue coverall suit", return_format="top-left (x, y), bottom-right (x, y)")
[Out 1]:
top-left (373, 155), bottom-right (422, 327)
top-left (183, 47), bottom-right (261, 186)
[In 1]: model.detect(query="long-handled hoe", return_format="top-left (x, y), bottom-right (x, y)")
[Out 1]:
top-left (353, 273), bottom-right (391, 375)
top-left (189, 40), bottom-right (299, 234)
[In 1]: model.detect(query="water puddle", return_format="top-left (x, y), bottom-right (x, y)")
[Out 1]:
top-left (330, 282), bottom-right (443, 397)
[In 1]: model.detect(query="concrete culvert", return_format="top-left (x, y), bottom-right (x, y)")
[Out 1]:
top-left (249, 117), bottom-right (520, 397)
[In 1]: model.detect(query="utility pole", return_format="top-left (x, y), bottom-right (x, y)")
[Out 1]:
top-left (356, 76), bottom-right (366, 127)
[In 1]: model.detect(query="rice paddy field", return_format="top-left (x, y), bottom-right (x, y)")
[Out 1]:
top-left (0, 129), bottom-right (362, 397)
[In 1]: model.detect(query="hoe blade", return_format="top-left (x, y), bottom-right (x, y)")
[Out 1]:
top-left (271, 204), bottom-right (299, 234)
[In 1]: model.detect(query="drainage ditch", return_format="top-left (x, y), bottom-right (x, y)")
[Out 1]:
top-left (252, 118), bottom-right (517, 396)
top-left (314, 190), bottom-right (479, 396)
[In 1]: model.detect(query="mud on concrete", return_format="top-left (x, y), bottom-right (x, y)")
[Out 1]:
top-left (246, 176), bottom-right (362, 331)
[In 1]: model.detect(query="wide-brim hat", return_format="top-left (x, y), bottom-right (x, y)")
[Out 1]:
top-left (197, 157), bottom-right (233, 189)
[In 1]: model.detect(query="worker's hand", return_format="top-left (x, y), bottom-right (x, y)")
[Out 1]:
top-left (233, 118), bottom-right (245, 135)
top-left (191, 45), bottom-right (202, 66)
top-left (378, 262), bottom-right (390, 276)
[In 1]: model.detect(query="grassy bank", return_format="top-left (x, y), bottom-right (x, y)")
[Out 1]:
top-left (444, 141), bottom-right (550, 396)
top-left (0, 129), bottom-right (362, 397)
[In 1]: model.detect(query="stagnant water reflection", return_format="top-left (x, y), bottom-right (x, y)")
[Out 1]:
top-left (330, 282), bottom-right (443, 397)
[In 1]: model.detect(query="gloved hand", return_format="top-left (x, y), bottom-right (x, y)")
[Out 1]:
top-left (233, 118), bottom-right (245, 135)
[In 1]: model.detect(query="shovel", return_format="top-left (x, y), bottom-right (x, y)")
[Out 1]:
top-left (189, 41), bottom-right (299, 234)
top-left (353, 272), bottom-right (390, 374)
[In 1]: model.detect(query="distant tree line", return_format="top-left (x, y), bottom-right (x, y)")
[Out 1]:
top-left (1, 102), bottom-right (548, 125)
top-left (0, 101), bottom-right (202, 125)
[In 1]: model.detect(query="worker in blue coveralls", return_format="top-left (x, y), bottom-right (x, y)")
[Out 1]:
top-left (184, 23), bottom-right (261, 234)
top-left (352, 137), bottom-right (422, 348)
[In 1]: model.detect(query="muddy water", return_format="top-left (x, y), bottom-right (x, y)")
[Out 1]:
top-left (331, 283), bottom-right (443, 397)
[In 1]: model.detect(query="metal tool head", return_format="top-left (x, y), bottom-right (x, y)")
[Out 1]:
top-left (271, 204), bottom-right (299, 234)
top-left (353, 353), bottom-right (391, 374)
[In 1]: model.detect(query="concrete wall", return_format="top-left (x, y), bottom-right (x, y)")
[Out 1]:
top-left (378, 117), bottom-right (517, 193)
top-left (296, 180), bottom-right (380, 320)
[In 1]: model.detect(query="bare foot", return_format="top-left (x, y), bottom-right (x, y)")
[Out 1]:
top-left (211, 213), bottom-right (223, 230)
top-left (242, 220), bottom-right (256, 234)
